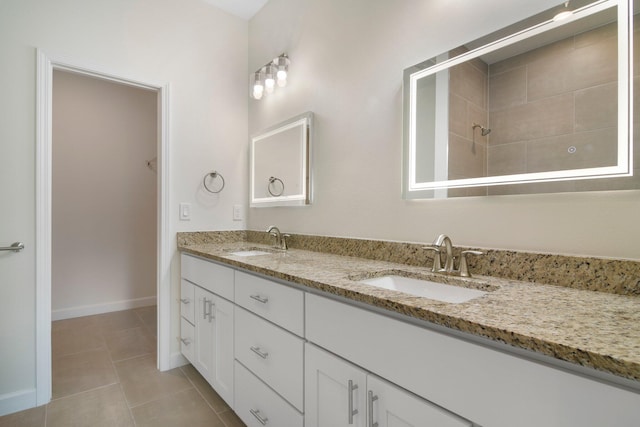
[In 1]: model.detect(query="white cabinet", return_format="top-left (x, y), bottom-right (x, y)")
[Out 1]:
top-left (235, 307), bottom-right (304, 411)
top-left (305, 344), bottom-right (470, 427)
top-left (306, 293), bottom-right (640, 427)
top-left (305, 343), bottom-right (367, 427)
top-left (235, 361), bottom-right (304, 427)
top-left (181, 254), bottom-right (235, 408)
top-left (193, 286), bottom-right (234, 407)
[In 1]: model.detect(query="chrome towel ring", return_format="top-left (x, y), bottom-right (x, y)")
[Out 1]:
top-left (203, 171), bottom-right (225, 193)
top-left (268, 176), bottom-right (285, 197)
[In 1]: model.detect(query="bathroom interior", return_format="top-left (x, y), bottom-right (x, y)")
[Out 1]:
top-left (0, 0), bottom-right (639, 426)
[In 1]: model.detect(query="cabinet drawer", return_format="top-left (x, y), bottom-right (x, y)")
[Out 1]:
top-left (235, 271), bottom-right (304, 336)
top-left (235, 307), bottom-right (304, 411)
top-left (181, 254), bottom-right (234, 300)
top-left (180, 279), bottom-right (195, 324)
top-left (180, 317), bottom-right (195, 364)
top-left (234, 361), bottom-right (303, 427)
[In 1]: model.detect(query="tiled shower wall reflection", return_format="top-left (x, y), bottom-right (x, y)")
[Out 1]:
top-left (487, 22), bottom-right (619, 182)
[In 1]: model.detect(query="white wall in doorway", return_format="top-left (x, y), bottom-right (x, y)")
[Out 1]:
top-left (52, 70), bottom-right (157, 320)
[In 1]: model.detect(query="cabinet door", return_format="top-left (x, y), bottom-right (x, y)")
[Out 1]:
top-left (210, 295), bottom-right (234, 408)
top-left (305, 343), bottom-right (367, 427)
top-left (367, 375), bottom-right (472, 427)
top-left (194, 286), bottom-right (214, 380)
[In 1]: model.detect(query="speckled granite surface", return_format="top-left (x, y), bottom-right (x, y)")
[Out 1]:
top-left (178, 231), bottom-right (640, 382)
top-left (245, 231), bottom-right (640, 296)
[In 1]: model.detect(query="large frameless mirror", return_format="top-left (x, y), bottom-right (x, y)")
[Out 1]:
top-left (403, 0), bottom-right (637, 199)
top-left (250, 112), bottom-right (313, 207)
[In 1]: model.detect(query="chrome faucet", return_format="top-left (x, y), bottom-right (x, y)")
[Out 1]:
top-left (423, 234), bottom-right (483, 277)
top-left (266, 225), bottom-right (290, 250)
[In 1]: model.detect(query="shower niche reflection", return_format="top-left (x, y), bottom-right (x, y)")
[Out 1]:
top-left (403, 0), bottom-right (637, 198)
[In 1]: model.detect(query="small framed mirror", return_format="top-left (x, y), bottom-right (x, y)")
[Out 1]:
top-left (403, 0), bottom-right (636, 199)
top-left (250, 112), bottom-right (313, 207)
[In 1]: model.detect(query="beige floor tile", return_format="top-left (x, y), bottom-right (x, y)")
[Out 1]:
top-left (47, 384), bottom-right (134, 427)
top-left (94, 310), bottom-right (143, 333)
top-left (52, 326), bottom-right (105, 358)
top-left (218, 409), bottom-right (247, 427)
top-left (0, 405), bottom-right (45, 427)
top-left (114, 354), bottom-right (192, 407)
top-left (135, 305), bottom-right (157, 337)
top-left (131, 388), bottom-right (224, 427)
top-left (104, 326), bottom-right (155, 362)
top-left (181, 364), bottom-right (231, 413)
top-left (52, 315), bottom-right (100, 333)
top-left (52, 349), bottom-right (118, 399)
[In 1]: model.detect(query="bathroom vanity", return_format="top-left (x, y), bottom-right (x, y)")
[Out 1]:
top-left (178, 235), bottom-right (640, 427)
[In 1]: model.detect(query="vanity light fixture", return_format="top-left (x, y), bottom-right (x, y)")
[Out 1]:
top-left (553, 1), bottom-right (573, 21)
top-left (250, 53), bottom-right (290, 100)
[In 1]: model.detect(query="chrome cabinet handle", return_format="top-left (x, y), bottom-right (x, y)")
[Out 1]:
top-left (250, 346), bottom-right (269, 359)
top-left (180, 298), bottom-right (190, 304)
top-left (180, 337), bottom-right (191, 346)
top-left (368, 391), bottom-right (379, 427)
top-left (202, 298), bottom-right (210, 319)
top-left (207, 300), bottom-right (215, 322)
top-left (348, 380), bottom-right (358, 424)
top-left (249, 409), bottom-right (268, 425)
top-left (250, 294), bottom-right (269, 304)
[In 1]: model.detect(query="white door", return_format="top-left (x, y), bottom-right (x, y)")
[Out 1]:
top-left (194, 286), bottom-right (214, 380)
top-left (210, 295), bottom-right (234, 407)
top-left (305, 344), bottom-right (367, 427)
top-left (367, 375), bottom-right (472, 427)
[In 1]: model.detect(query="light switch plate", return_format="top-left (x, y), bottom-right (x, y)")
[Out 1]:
top-left (179, 203), bottom-right (191, 221)
top-left (233, 204), bottom-right (243, 221)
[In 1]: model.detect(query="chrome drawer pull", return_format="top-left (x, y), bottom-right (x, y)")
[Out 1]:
top-left (348, 380), bottom-right (358, 424)
top-left (202, 298), bottom-right (210, 319)
top-left (180, 298), bottom-right (190, 304)
top-left (208, 301), bottom-right (215, 322)
top-left (180, 337), bottom-right (191, 346)
top-left (249, 409), bottom-right (268, 425)
top-left (368, 391), bottom-right (379, 427)
top-left (250, 346), bottom-right (269, 359)
top-left (250, 294), bottom-right (269, 304)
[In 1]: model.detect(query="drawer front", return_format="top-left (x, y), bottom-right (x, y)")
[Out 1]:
top-left (181, 253), bottom-right (234, 300)
top-left (235, 271), bottom-right (304, 336)
top-left (234, 361), bottom-right (303, 427)
top-left (180, 279), bottom-right (195, 324)
top-left (180, 317), bottom-right (195, 364)
top-left (235, 307), bottom-right (304, 411)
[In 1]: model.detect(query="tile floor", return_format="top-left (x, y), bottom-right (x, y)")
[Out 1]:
top-left (0, 307), bottom-right (246, 427)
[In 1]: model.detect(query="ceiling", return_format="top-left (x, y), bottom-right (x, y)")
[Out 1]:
top-left (202, 0), bottom-right (268, 20)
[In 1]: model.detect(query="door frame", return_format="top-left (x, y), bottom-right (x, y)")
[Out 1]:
top-left (35, 50), bottom-right (172, 405)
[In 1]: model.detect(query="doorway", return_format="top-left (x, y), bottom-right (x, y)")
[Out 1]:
top-left (36, 51), bottom-right (171, 406)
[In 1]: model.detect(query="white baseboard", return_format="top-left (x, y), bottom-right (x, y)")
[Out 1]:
top-left (52, 296), bottom-right (157, 321)
top-left (0, 389), bottom-right (37, 417)
top-left (170, 351), bottom-right (189, 370)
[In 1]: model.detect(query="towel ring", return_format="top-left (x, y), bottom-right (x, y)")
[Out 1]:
top-left (203, 171), bottom-right (225, 194)
top-left (268, 176), bottom-right (285, 197)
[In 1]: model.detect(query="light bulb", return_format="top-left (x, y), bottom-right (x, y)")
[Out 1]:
top-left (264, 65), bottom-right (276, 93)
top-left (277, 70), bottom-right (287, 87)
top-left (253, 83), bottom-right (264, 100)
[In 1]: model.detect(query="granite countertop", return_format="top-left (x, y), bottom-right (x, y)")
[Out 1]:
top-left (179, 241), bottom-right (640, 383)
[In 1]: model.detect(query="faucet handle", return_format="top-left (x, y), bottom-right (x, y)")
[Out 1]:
top-left (459, 250), bottom-right (484, 277)
top-left (281, 234), bottom-right (291, 251)
top-left (422, 246), bottom-right (442, 272)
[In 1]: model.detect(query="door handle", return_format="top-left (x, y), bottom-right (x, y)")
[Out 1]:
top-left (250, 346), bottom-right (269, 359)
top-left (0, 242), bottom-right (24, 252)
top-left (249, 408), bottom-right (268, 425)
top-left (250, 294), bottom-right (269, 304)
top-left (368, 390), bottom-right (379, 427)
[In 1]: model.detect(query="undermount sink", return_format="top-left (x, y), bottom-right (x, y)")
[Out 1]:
top-left (359, 275), bottom-right (487, 303)
top-left (226, 247), bottom-right (279, 257)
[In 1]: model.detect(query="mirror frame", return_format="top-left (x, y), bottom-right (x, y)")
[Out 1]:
top-left (250, 112), bottom-right (313, 207)
top-left (403, 0), bottom-right (633, 198)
